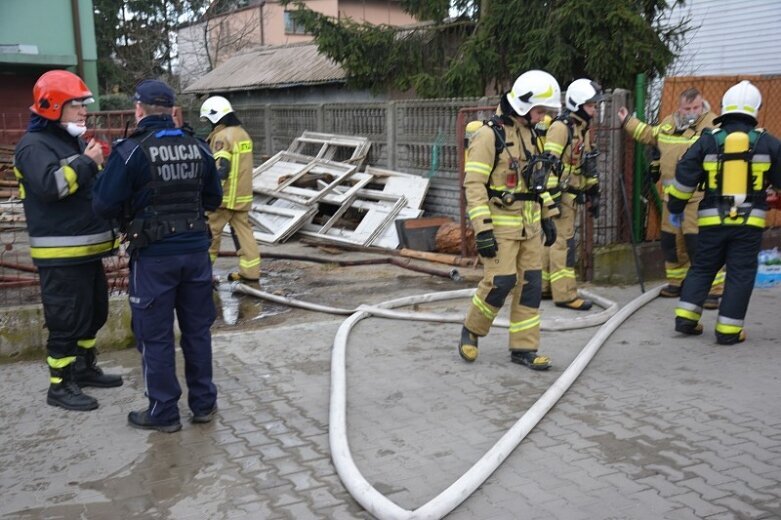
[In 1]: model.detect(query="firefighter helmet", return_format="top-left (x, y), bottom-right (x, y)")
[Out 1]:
top-left (720, 80), bottom-right (762, 120)
top-left (565, 79), bottom-right (604, 112)
top-left (30, 70), bottom-right (93, 121)
top-left (507, 70), bottom-right (561, 116)
top-left (200, 95), bottom-right (234, 124)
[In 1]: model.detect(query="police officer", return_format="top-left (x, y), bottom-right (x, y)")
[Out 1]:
top-left (93, 80), bottom-right (223, 432)
top-left (542, 78), bottom-right (604, 311)
top-left (618, 89), bottom-right (723, 307)
top-left (14, 70), bottom-right (121, 412)
top-left (199, 96), bottom-right (260, 282)
top-left (667, 80), bottom-right (781, 345)
top-left (459, 70), bottom-right (560, 370)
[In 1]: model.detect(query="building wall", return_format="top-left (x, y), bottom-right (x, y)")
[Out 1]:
top-left (0, 0), bottom-right (100, 112)
top-left (339, 0), bottom-right (418, 25)
top-left (667, 0), bottom-right (781, 76)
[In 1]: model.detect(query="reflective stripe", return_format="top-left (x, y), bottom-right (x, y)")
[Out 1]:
top-left (657, 134), bottom-right (699, 145)
top-left (492, 215), bottom-right (523, 227)
top-left (670, 178), bottom-right (696, 194)
top-left (544, 142), bottom-right (564, 155)
top-left (509, 315), bottom-right (540, 333)
top-left (468, 205), bottom-right (490, 220)
top-left (471, 294), bottom-right (497, 320)
top-left (213, 150), bottom-right (231, 161)
top-left (675, 307), bottom-right (701, 322)
top-left (698, 208), bottom-right (766, 228)
top-left (54, 164), bottom-right (79, 198)
top-left (541, 270), bottom-right (551, 281)
top-left (715, 315), bottom-right (743, 334)
top-left (713, 271), bottom-right (726, 285)
top-left (489, 184), bottom-right (524, 193)
top-left (29, 230), bottom-right (116, 248)
top-left (13, 167), bottom-right (26, 199)
top-left (465, 161), bottom-right (492, 176)
top-left (550, 268), bottom-right (575, 283)
top-left (238, 140), bottom-right (253, 153)
top-left (30, 237), bottom-right (118, 260)
top-left (48, 356), bottom-right (77, 369)
top-left (210, 252), bottom-right (218, 262)
top-left (539, 192), bottom-right (553, 205)
top-left (666, 267), bottom-right (688, 280)
top-left (678, 301), bottom-right (703, 315)
top-left (239, 257), bottom-right (261, 268)
top-left (77, 338), bottom-right (96, 349)
top-left (633, 122), bottom-right (648, 140)
top-left (666, 184), bottom-right (693, 201)
top-left (724, 104), bottom-right (756, 115)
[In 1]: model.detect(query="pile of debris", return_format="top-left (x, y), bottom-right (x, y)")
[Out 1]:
top-left (0, 145), bottom-right (24, 230)
top-left (250, 132), bottom-right (430, 249)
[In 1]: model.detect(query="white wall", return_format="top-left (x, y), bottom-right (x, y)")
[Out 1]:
top-left (667, 0), bottom-right (781, 76)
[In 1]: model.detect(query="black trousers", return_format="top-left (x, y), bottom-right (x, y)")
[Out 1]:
top-left (38, 261), bottom-right (109, 360)
top-left (679, 225), bottom-right (762, 321)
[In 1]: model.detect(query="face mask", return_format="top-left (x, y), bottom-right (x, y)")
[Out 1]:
top-left (62, 122), bottom-right (87, 138)
top-left (673, 112), bottom-right (698, 132)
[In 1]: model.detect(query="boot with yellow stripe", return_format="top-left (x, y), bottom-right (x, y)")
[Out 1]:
top-left (457, 326), bottom-right (479, 362)
top-left (716, 329), bottom-right (746, 345)
top-left (47, 361), bottom-right (99, 411)
top-left (555, 297), bottom-right (593, 311)
top-left (675, 317), bottom-right (703, 335)
top-left (510, 350), bottom-right (551, 370)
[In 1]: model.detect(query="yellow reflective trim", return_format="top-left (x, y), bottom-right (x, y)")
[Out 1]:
top-left (468, 206), bottom-right (490, 220)
top-left (471, 294), bottom-right (497, 320)
top-left (77, 338), bottom-right (96, 349)
top-left (745, 216), bottom-right (766, 228)
top-left (465, 161), bottom-right (492, 176)
top-left (214, 150), bottom-right (231, 161)
top-left (633, 122), bottom-right (648, 140)
top-left (657, 135), bottom-right (699, 145)
top-left (541, 271), bottom-right (551, 281)
top-left (544, 142), bottom-right (564, 154)
top-left (666, 267), bottom-right (688, 280)
top-left (667, 185), bottom-right (693, 201)
top-left (509, 315), bottom-right (541, 333)
top-left (715, 322), bottom-right (742, 334)
top-left (239, 257), bottom-right (261, 268)
top-left (713, 271), bottom-right (726, 283)
top-left (550, 268), bottom-right (575, 283)
top-left (675, 308), bottom-right (701, 321)
top-left (238, 140), bottom-right (253, 153)
top-left (47, 356), bottom-right (77, 369)
top-left (63, 165), bottom-right (79, 194)
top-left (30, 238), bottom-right (117, 260)
top-left (234, 195), bottom-right (253, 202)
top-left (492, 215), bottom-right (523, 227)
top-left (698, 216), bottom-right (721, 226)
top-left (14, 167), bottom-right (26, 199)
top-left (210, 252), bottom-right (218, 262)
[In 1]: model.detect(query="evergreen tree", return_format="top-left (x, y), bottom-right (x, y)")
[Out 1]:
top-left (282, 0), bottom-right (689, 98)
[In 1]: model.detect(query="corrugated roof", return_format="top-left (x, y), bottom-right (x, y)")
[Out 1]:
top-left (184, 43), bottom-right (347, 94)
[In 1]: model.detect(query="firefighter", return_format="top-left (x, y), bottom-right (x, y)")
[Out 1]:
top-left (459, 70), bottom-right (561, 370)
top-left (93, 80), bottom-right (223, 432)
top-left (618, 89), bottom-right (723, 307)
top-left (541, 78), bottom-right (604, 310)
top-left (13, 70), bottom-right (122, 412)
top-left (667, 80), bottom-right (781, 345)
top-left (200, 96), bottom-right (260, 282)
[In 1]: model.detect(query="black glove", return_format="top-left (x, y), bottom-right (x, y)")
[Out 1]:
top-left (541, 218), bottom-right (557, 247)
top-left (475, 230), bottom-right (498, 258)
top-left (586, 186), bottom-right (600, 219)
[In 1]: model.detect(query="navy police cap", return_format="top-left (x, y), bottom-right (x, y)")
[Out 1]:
top-left (134, 80), bottom-right (175, 107)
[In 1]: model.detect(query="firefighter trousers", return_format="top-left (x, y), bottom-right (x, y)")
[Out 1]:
top-left (208, 208), bottom-right (261, 280)
top-left (129, 251), bottom-right (218, 424)
top-left (38, 261), bottom-right (108, 364)
top-left (661, 200), bottom-right (724, 295)
top-left (676, 226), bottom-right (762, 336)
top-left (542, 197), bottom-right (577, 303)
top-left (464, 235), bottom-right (542, 351)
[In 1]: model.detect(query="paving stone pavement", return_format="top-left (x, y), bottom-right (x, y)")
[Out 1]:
top-left (0, 279), bottom-right (780, 519)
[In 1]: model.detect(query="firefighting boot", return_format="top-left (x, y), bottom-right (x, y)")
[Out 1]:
top-left (73, 348), bottom-right (123, 388)
top-left (715, 329), bottom-right (746, 345)
top-left (510, 350), bottom-right (551, 371)
top-left (675, 317), bottom-right (703, 336)
top-left (555, 298), bottom-right (593, 311)
top-left (660, 284), bottom-right (682, 298)
top-left (457, 326), bottom-right (479, 362)
top-left (47, 364), bottom-right (99, 411)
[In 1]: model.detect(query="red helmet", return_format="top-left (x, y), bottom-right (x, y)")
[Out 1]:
top-left (30, 70), bottom-right (93, 120)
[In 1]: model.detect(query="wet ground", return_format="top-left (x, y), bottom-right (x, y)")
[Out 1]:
top-left (1, 240), bottom-right (780, 519)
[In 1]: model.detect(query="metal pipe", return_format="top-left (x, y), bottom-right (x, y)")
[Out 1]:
top-left (632, 73), bottom-right (647, 243)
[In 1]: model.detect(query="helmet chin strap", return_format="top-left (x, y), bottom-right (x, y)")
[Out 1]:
top-left (62, 122), bottom-right (87, 138)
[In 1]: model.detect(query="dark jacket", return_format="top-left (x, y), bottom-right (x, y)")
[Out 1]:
top-left (14, 115), bottom-right (117, 266)
top-left (92, 115), bottom-right (222, 257)
top-left (668, 115), bottom-right (781, 227)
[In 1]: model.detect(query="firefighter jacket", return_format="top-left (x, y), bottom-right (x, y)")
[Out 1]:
top-left (543, 112), bottom-right (597, 200)
top-left (207, 123), bottom-right (254, 211)
top-left (92, 115), bottom-right (222, 257)
top-left (623, 109), bottom-right (716, 200)
top-left (668, 117), bottom-right (781, 229)
top-left (13, 116), bottom-right (118, 266)
top-left (464, 108), bottom-right (549, 241)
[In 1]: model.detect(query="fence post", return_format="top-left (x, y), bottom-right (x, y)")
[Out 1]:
top-left (386, 101), bottom-right (396, 170)
top-left (265, 104), bottom-right (273, 157)
top-left (317, 104), bottom-right (325, 132)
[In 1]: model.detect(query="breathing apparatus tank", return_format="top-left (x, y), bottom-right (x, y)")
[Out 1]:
top-left (721, 131), bottom-right (750, 214)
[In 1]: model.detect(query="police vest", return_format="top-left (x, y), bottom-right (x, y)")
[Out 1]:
top-left (126, 129), bottom-right (208, 250)
top-left (700, 128), bottom-right (771, 227)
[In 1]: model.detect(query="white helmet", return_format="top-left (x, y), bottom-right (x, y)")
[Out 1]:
top-left (720, 80), bottom-right (762, 120)
top-left (200, 95), bottom-right (234, 124)
top-left (565, 78), bottom-right (604, 112)
top-left (507, 70), bottom-right (561, 116)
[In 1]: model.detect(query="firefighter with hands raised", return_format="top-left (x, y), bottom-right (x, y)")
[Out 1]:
top-left (541, 78), bottom-right (604, 311)
top-left (618, 88), bottom-right (722, 306)
top-left (458, 70), bottom-right (561, 371)
top-left (667, 80), bottom-right (781, 345)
